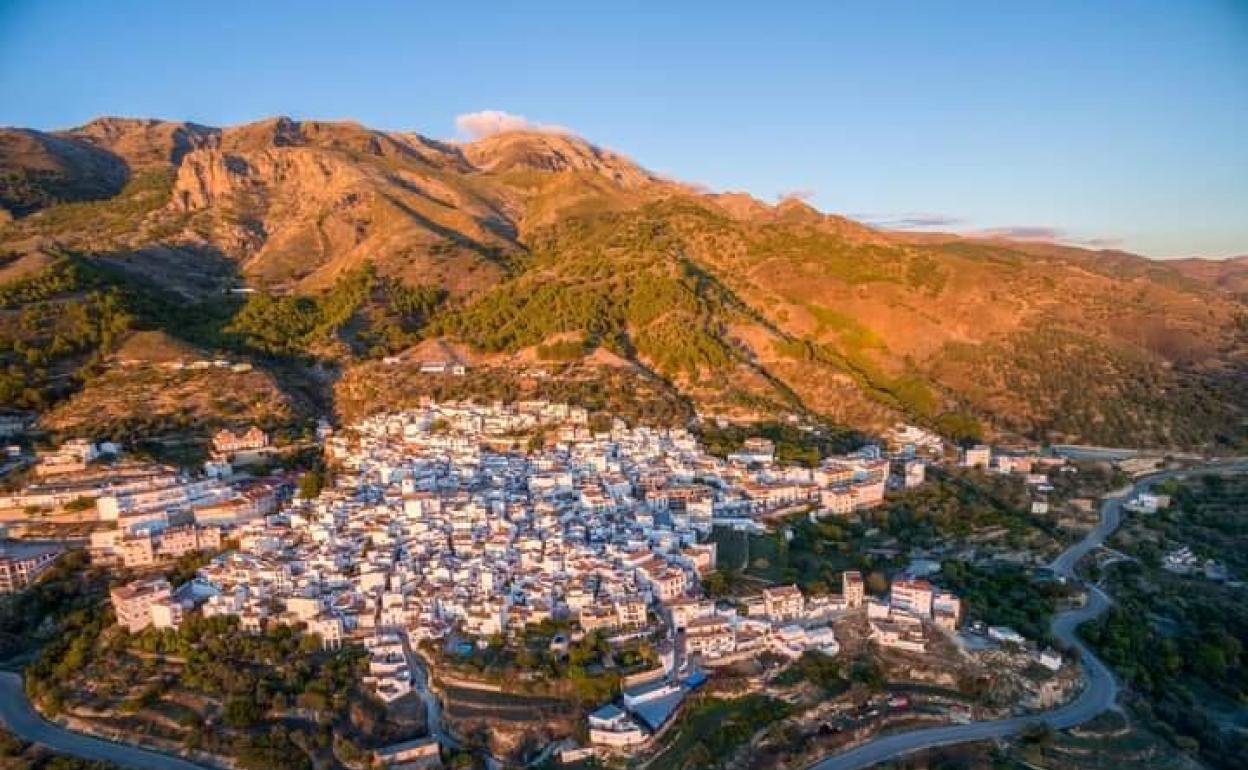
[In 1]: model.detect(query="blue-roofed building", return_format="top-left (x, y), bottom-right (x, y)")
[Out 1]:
top-left (622, 679), bottom-right (687, 732)
top-left (629, 688), bottom-right (685, 732)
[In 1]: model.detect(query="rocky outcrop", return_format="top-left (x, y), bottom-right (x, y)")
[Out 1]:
top-left (460, 129), bottom-right (658, 187)
top-left (64, 117), bottom-right (219, 168)
top-left (167, 141), bottom-right (514, 292)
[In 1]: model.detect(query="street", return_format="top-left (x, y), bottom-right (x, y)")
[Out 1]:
top-left (804, 460), bottom-right (1248, 770)
top-left (0, 671), bottom-right (213, 770)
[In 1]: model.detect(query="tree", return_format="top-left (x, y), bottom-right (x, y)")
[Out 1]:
top-left (298, 470), bottom-right (325, 500)
top-left (63, 496), bottom-right (96, 513)
top-left (948, 415), bottom-right (984, 445)
top-left (223, 694), bottom-right (263, 728)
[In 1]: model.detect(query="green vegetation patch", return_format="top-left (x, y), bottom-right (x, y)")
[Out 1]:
top-left (650, 694), bottom-right (792, 770)
top-left (931, 326), bottom-right (1248, 449)
top-left (1081, 474), bottom-right (1248, 770)
top-left (772, 650), bottom-right (850, 694)
top-left (937, 561), bottom-right (1071, 642)
top-left (226, 262), bottom-right (446, 358)
top-left (0, 550), bottom-right (106, 663)
top-left (695, 420), bottom-right (863, 467)
top-left (0, 258), bottom-right (133, 410)
top-left (805, 305), bottom-right (884, 351)
top-left (434, 209), bottom-right (753, 379)
top-left (708, 470), bottom-right (1060, 596)
top-left (771, 336), bottom-right (941, 421)
top-left (27, 612), bottom-right (416, 770)
top-left (10, 168), bottom-right (182, 244)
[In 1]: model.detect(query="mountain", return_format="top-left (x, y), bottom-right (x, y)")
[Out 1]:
top-left (0, 127), bottom-right (128, 217)
top-left (1, 115), bottom-right (1245, 451)
top-left (1165, 255), bottom-right (1248, 300)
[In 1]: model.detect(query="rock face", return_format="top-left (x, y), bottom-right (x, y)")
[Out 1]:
top-left (143, 119), bottom-right (682, 291)
top-left (65, 117), bottom-right (220, 168)
top-left (165, 129), bottom-right (512, 292)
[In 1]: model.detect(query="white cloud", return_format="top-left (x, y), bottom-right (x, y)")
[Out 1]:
top-left (973, 225), bottom-right (1064, 241)
top-left (777, 188), bottom-right (816, 203)
top-left (453, 110), bottom-right (570, 139)
top-left (969, 226), bottom-right (1123, 249)
top-left (853, 212), bottom-right (963, 229)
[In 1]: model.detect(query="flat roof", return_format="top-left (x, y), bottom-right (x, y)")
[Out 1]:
top-left (0, 539), bottom-right (62, 561)
top-left (630, 688), bottom-right (686, 732)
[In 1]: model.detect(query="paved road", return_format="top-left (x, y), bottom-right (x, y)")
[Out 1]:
top-left (0, 672), bottom-right (213, 770)
top-left (1050, 445), bottom-right (1143, 461)
top-left (400, 633), bottom-right (508, 770)
top-left (805, 461), bottom-right (1248, 770)
top-left (398, 632), bottom-right (448, 746)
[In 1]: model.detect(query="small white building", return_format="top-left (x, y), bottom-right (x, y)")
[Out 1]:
top-left (588, 704), bottom-right (648, 750)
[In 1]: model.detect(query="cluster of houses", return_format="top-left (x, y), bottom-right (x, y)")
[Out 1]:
top-left (884, 424), bottom-right (945, 456)
top-left (208, 426), bottom-right (277, 468)
top-left (86, 403), bottom-right (1018, 760)
top-left (716, 435), bottom-right (921, 520)
top-left (16, 410), bottom-right (1083, 756)
top-left (208, 405), bottom-right (937, 647)
top-left (91, 523), bottom-right (223, 568)
top-left (162, 404), bottom-right (740, 662)
top-left (866, 577), bottom-right (963, 654)
top-left (672, 579), bottom-right (857, 665)
top-left (959, 444), bottom-right (1069, 480)
top-left (586, 568), bottom-right (972, 754)
top-left (1, 435), bottom-right (284, 532)
top-left (1, 433), bottom-right (292, 611)
top-left (959, 444), bottom-right (1078, 517)
top-left (30, 438), bottom-right (121, 477)
top-left (0, 431), bottom-right (289, 577)
top-left (1162, 545), bottom-right (1228, 580)
top-left (90, 403), bottom-right (964, 732)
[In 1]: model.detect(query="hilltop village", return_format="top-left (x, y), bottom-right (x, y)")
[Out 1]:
top-left (110, 404), bottom-right (913, 679)
top-left (0, 402), bottom-right (1109, 765)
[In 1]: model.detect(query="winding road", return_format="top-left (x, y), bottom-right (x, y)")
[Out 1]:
top-left (0, 671), bottom-right (213, 770)
top-left (804, 460), bottom-right (1248, 770)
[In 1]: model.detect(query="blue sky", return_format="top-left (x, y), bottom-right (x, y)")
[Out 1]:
top-left (1, 1), bottom-right (1246, 258)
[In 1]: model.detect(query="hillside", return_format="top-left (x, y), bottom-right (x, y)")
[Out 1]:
top-left (41, 357), bottom-right (302, 447)
top-left (0, 127), bottom-right (128, 216)
top-left (1166, 255), bottom-right (1248, 300)
top-left (0, 115), bottom-right (1245, 450)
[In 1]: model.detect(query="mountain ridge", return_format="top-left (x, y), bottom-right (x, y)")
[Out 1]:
top-left (1, 115), bottom-right (1245, 450)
